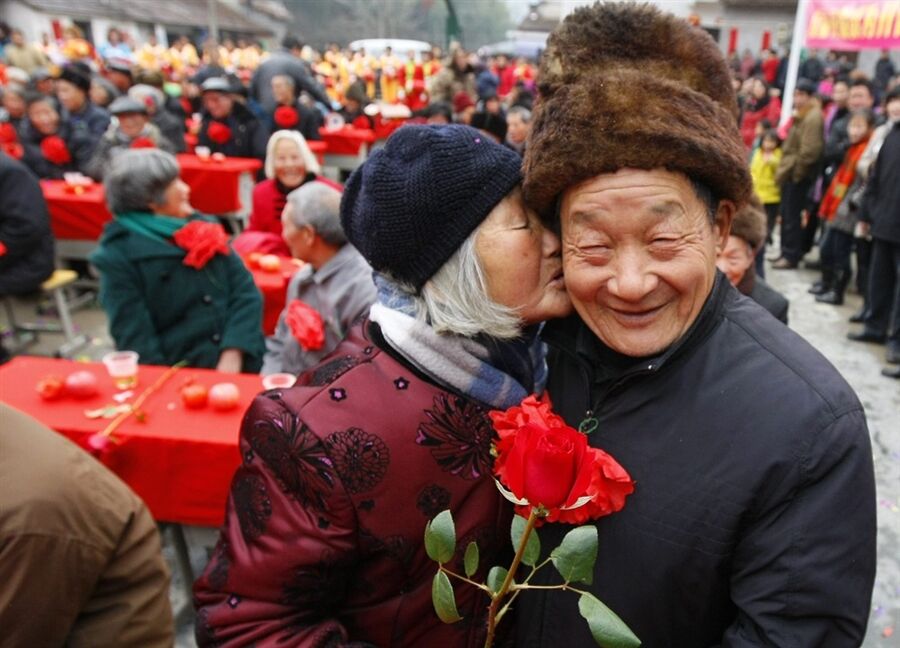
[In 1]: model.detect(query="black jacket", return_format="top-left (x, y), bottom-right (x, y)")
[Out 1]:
top-left (861, 121), bottom-right (900, 245)
top-left (0, 153), bottom-right (54, 295)
top-left (19, 121), bottom-right (94, 180)
top-left (749, 276), bottom-right (789, 324)
top-left (519, 275), bottom-right (876, 647)
top-left (198, 101), bottom-right (269, 160)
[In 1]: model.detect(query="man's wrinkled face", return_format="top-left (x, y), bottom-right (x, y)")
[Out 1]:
top-left (560, 168), bottom-right (732, 358)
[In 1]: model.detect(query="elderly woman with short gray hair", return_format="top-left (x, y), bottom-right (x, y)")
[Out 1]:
top-left (194, 125), bottom-right (571, 645)
top-left (90, 149), bottom-right (264, 372)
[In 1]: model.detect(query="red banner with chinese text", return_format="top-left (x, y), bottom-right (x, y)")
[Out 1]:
top-left (807, 0), bottom-right (900, 50)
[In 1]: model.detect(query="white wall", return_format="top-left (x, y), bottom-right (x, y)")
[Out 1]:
top-left (0, 1), bottom-right (51, 44)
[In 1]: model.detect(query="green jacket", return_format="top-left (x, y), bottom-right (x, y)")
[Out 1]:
top-left (90, 216), bottom-right (264, 372)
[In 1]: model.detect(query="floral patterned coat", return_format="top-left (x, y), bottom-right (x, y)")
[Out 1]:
top-left (194, 321), bottom-right (510, 647)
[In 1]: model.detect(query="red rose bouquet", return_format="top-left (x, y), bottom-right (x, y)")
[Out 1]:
top-left (285, 299), bottom-right (325, 351)
top-left (40, 135), bottom-right (72, 165)
top-left (130, 136), bottom-right (156, 149)
top-left (206, 121), bottom-right (232, 145)
top-left (274, 105), bottom-right (300, 128)
top-left (425, 394), bottom-right (638, 648)
top-left (172, 220), bottom-right (230, 269)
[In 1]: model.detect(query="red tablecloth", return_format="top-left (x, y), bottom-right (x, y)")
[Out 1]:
top-left (242, 255), bottom-right (303, 335)
top-left (319, 126), bottom-right (376, 155)
top-left (176, 154), bottom-right (262, 215)
top-left (0, 356), bottom-right (266, 527)
top-left (41, 180), bottom-right (112, 241)
top-left (307, 140), bottom-right (326, 165)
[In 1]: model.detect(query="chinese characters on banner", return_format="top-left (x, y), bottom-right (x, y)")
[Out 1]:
top-left (807, 0), bottom-right (900, 50)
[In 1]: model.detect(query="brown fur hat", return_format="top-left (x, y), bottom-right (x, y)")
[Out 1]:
top-left (523, 2), bottom-right (752, 215)
top-left (729, 194), bottom-right (767, 252)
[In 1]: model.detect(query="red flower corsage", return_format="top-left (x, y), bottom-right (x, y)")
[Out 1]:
top-left (1, 142), bottom-right (24, 160)
top-left (274, 105), bottom-right (300, 128)
top-left (172, 220), bottom-right (230, 269)
top-left (0, 122), bottom-right (18, 144)
top-left (130, 136), bottom-right (156, 149)
top-left (285, 299), bottom-right (325, 351)
top-left (40, 135), bottom-right (72, 165)
top-left (0, 240), bottom-right (7, 257)
top-left (351, 115), bottom-right (371, 130)
top-left (206, 121), bottom-right (232, 145)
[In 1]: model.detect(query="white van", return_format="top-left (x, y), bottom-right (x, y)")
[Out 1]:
top-left (347, 38), bottom-right (433, 60)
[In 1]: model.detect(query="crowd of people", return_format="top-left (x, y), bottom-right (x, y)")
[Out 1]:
top-left (0, 7), bottom-right (897, 645)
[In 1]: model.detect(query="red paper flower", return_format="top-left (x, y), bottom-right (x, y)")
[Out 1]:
top-left (40, 135), bottom-right (72, 165)
top-left (285, 299), bottom-right (325, 351)
top-left (491, 395), bottom-right (634, 524)
top-left (0, 240), bottom-right (7, 256)
top-left (1, 142), bottom-right (24, 160)
top-left (130, 136), bottom-right (156, 149)
top-left (0, 122), bottom-right (18, 144)
top-left (274, 105), bottom-right (300, 128)
top-left (206, 120), bottom-right (232, 145)
top-left (172, 220), bottom-right (230, 269)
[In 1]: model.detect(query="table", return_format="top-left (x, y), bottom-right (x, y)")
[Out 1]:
top-left (41, 180), bottom-right (112, 259)
top-left (242, 255), bottom-right (304, 335)
top-left (319, 126), bottom-right (377, 175)
top-left (0, 356), bottom-right (265, 527)
top-left (307, 139), bottom-right (326, 166)
top-left (176, 154), bottom-right (262, 219)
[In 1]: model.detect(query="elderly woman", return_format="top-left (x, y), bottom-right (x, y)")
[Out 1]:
top-left (90, 149), bottom-right (264, 372)
top-left (233, 129), bottom-right (341, 256)
top-left (193, 125), bottom-right (571, 645)
top-left (20, 93), bottom-right (94, 179)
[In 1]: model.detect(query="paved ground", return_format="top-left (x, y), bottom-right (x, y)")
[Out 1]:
top-left (3, 253), bottom-right (897, 645)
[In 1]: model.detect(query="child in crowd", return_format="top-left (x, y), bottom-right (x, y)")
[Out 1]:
top-left (749, 128), bottom-right (782, 246)
top-left (810, 109), bottom-right (875, 305)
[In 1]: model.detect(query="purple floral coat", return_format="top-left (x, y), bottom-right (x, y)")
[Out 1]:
top-left (194, 321), bottom-right (511, 646)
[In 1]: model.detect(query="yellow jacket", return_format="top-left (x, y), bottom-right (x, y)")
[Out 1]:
top-left (751, 147), bottom-right (782, 204)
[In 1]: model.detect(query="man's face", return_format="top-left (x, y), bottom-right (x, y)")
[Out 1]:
top-left (793, 89), bottom-right (812, 111)
top-left (56, 80), bottom-right (85, 112)
top-left (2, 90), bottom-right (25, 118)
top-left (506, 113), bottom-right (529, 144)
top-left (203, 91), bottom-right (233, 119)
top-left (28, 100), bottom-right (59, 136)
top-left (716, 235), bottom-right (754, 287)
top-left (560, 168), bottom-right (731, 357)
top-left (11, 31), bottom-right (24, 47)
top-left (886, 97), bottom-right (900, 122)
top-left (832, 82), bottom-right (849, 107)
top-left (271, 77), bottom-right (293, 104)
top-left (117, 112), bottom-right (147, 139)
top-left (848, 85), bottom-right (873, 111)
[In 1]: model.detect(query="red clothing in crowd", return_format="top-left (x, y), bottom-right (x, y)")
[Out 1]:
top-left (739, 96), bottom-right (782, 149)
top-left (761, 57), bottom-right (779, 85)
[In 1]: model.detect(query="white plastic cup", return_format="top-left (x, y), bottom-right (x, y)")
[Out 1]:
top-left (262, 373), bottom-right (296, 390)
top-left (102, 351), bottom-right (140, 389)
top-left (195, 146), bottom-right (211, 160)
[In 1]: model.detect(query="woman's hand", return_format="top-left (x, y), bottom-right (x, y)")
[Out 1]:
top-left (216, 348), bottom-right (243, 374)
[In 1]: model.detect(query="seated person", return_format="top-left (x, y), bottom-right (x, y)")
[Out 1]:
top-left (262, 181), bottom-right (375, 375)
top-left (129, 83), bottom-right (186, 152)
top-left (0, 403), bottom-right (172, 647)
top-left (270, 73), bottom-right (322, 142)
top-left (20, 93), bottom-right (94, 179)
top-left (340, 80), bottom-right (374, 129)
top-left (56, 62), bottom-right (110, 151)
top-left (196, 76), bottom-right (268, 160)
top-left (470, 92), bottom-right (507, 144)
top-left (90, 149), bottom-right (265, 372)
top-left (505, 105), bottom-right (531, 155)
top-left (85, 96), bottom-right (175, 180)
top-left (1, 83), bottom-right (28, 135)
top-left (716, 197), bottom-right (789, 324)
top-left (233, 129), bottom-right (341, 256)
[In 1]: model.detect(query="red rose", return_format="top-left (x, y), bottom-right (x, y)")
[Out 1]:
top-left (172, 220), bottom-right (230, 269)
top-left (206, 121), bottom-right (232, 145)
top-left (40, 135), bottom-right (72, 165)
top-left (0, 122), bottom-right (17, 144)
top-left (492, 396), bottom-right (634, 523)
top-left (130, 136), bottom-right (156, 149)
top-left (1, 142), bottom-right (24, 160)
top-left (285, 299), bottom-right (325, 351)
top-left (274, 105), bottom-right (300, 128)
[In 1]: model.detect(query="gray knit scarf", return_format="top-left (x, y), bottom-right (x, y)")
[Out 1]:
top-left (368, 275), bottom-right (547, 410)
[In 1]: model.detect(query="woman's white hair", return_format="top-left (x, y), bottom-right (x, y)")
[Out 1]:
top-left (393, 229), bottom-right (524, 340)
top-left (264, 129), bottom-right (321, 179)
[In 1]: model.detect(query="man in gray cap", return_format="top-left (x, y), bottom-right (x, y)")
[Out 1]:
top-left (197, 77), bottom-right (268, 160)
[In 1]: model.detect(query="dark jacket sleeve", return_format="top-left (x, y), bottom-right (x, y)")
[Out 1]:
top-left (219, 252), bottom-right (266, 371)
top-left (721, 407), bottom-right (876, 646)
top-left (0, 159), bottom-right (52, 274)
top-left (193, 395), bottom-right (363, 647)
top-left (92, 245), bottom-right (168, 364)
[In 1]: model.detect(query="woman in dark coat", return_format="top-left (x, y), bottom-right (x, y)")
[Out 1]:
top-left (90, 149), bottom-right (264, 372)
top-left (197, 77), bottom-right (268, 160)
top-left (20, 94), bottom-right (94, 179)
top-left (193, 125), bottom-right (572, 646)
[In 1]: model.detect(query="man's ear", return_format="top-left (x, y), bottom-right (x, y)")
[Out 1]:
top-left (713, 200), bottom-right (736, 254)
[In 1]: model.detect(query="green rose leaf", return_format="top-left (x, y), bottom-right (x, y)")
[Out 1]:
top-left (578, 592), bottom-right (641, 648)
top-left (424, 510), bottom-right (456, 564)
top-left (510, 514), bottom-right (541, 566)
top-left (550, 525), bottom-right (597, 585)
top-left (464, 541), bottom-right (480, 578)
top-left (431, 571), bottom-right (463, 623)
top-left (486, 565), bottom-right (509, 594)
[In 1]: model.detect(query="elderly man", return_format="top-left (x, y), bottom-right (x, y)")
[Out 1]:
top-left (518, 4), bottom-right (876, 646)
top-left (269, 73), bottom-right (322, 141)
top-left (261, 181), bottom-right (375, 376)
top-left (56, 62), bottom-right (111, 147)
top-left (197, 77), bottom-right (268, 160)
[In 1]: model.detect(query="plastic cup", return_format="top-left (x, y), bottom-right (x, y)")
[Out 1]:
top-left (102, 351), bottom-right (140, 390)
top-left (262, 373), bottom-right (296, 390)
top-left (195, 146), bottom-right (211, 161)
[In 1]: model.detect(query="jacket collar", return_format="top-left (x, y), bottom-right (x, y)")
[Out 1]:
top-left (98, 216), bottom-right (190, 260)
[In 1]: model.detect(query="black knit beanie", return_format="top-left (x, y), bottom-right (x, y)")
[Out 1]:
top-left (340, 124), bottom-right (522, 291)
top-left (58, 63), bottom-right (92, 94)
